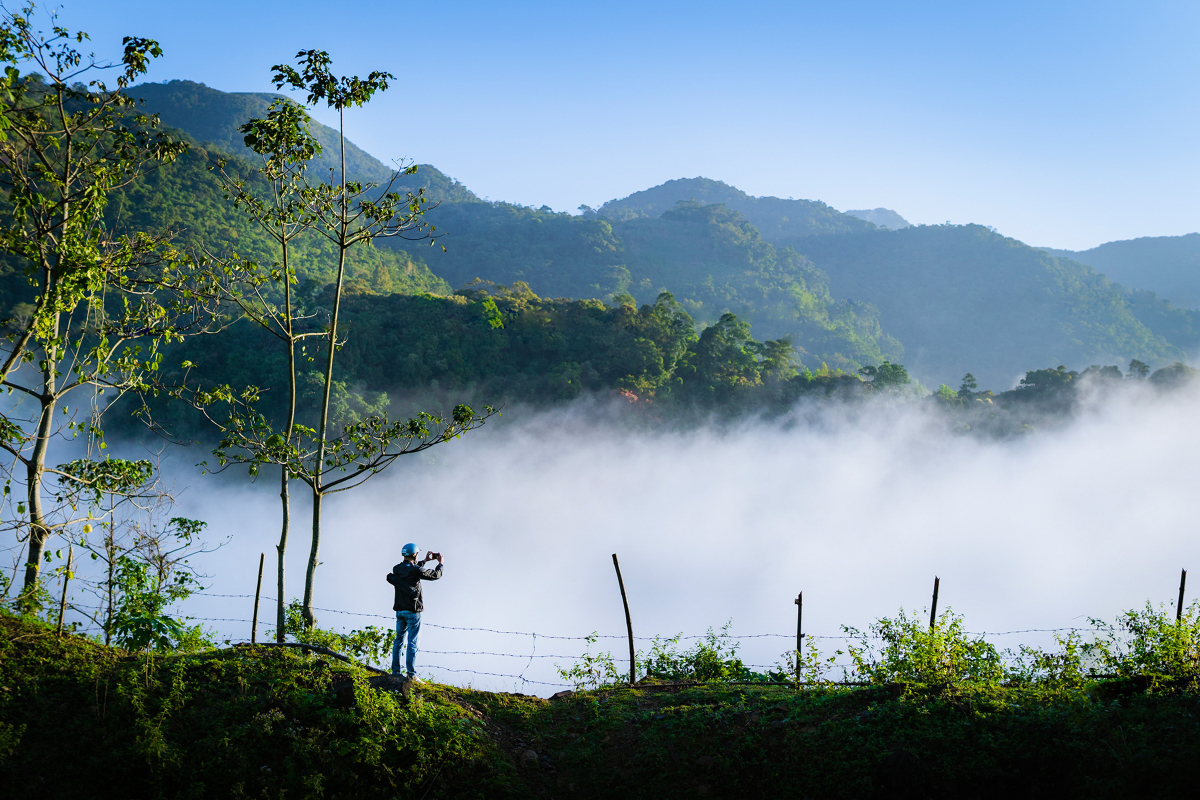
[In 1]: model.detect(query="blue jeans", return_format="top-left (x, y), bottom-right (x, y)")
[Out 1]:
top-left (391, 610), bottom-right (421, 676)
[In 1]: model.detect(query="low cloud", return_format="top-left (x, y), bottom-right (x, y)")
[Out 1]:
top-left (151, 382), bottom-right (1200, 694)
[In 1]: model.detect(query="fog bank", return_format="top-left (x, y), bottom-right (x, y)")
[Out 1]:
top-left (174, 384), bottom-right (1200, 694)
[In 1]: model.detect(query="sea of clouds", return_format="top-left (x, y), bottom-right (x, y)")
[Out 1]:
top-left (126, 378), bottom-right (1200, 695)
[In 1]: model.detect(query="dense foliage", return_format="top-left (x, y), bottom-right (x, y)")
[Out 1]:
top-left (138, 283), bottom-right (856, 436)
top-left (66, 82), bottom-right (1200, 395)
top-left (1055, 232), bottom-right (1200, 310)
top-left (101, 144), bottom-right (451, 295)
top-left (7, 603), bottom-right (1200, 798)
top-left (796, 224), bottom-right (1188, 389)
top-left (131, 80), bottom-right (396, 184)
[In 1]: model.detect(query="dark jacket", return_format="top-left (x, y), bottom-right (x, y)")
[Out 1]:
top-left (386, 561), bottom-right (443, 612)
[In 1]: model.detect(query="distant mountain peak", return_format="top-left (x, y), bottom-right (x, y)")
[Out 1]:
top-left (589, 177), bottom-right (876, 240)
top-left (129, 79), bottom-right (479, 203)
top-left (845, 208), bottom-right (911, 230)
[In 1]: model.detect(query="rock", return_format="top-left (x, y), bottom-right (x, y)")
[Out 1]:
top-left (520, 749), bottom-right (539, 768)
top-left (550, 690), bottom-right (575, 700)
top-left (331, 680), bottom-right (355, 708)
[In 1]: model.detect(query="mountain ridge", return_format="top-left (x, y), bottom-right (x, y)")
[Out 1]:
top-left (110, 81), bottom-right (1199, 389)
top-left (1041, 233), bottom-right (1200, 310)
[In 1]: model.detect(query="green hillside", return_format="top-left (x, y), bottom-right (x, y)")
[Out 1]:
top-left (107, 143), bottom-right (451, 294)
top-left (588, 176), bottom-right (876, 240)
top-left (131, 80), bottom-right (394, 183)
top-left (7, 603), bottom-right (1200, 798)
top-left (1047, 233), bottom-right (1200, 310)
top-left (0, 146), bottom-right (452, 329)
top-left (796, 225), bottom-right (1185, 389)
top-left (132, 80), bottom-right (479, 204)
top-left (56, 81), bottom-right (1198, 393)
top-left (614, 202), bottom-right (899, 366)
top-left (395, 199), bottom-right (900, 370)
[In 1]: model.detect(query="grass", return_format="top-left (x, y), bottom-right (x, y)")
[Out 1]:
top-left (4, 611), bottom-right (1200, 798)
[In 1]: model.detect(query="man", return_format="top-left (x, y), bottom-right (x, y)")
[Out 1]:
top-left (386, 543), bottom-right (444, 681)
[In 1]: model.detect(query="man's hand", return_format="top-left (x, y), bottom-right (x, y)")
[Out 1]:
top-left (426, 550), bottom-right (444, 565)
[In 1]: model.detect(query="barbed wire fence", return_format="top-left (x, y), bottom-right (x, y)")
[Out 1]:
top-left (49, 559), bottom-right (1188, 693)
top-left (162, 590), bottom-right (1099, 691)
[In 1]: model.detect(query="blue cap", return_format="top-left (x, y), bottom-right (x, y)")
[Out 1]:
top-left (401, 542), bottom-right (419, 557)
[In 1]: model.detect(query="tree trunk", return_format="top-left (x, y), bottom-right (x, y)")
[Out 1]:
top-left (19, 356), bottom-right (58, 604)
top-left (277, 466), bottom-right (289, 640)
top-left (302, 486), bottom-right (321, 628)
top-left (104, 515), bottom-right (114, 646)
top-left (301, 103), bottom-right (350, 628)
top-left (277, 234), bottom-right (297, 642)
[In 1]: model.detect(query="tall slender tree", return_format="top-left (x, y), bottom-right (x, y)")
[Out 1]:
top-left (0, 8), bottom-right (222, 604)
top-left (187, 100), bottom-right (323, 640)
top-left (178, 53), bottom-right (493, 629)
top-left (270, 51), bottom-right (494, 626)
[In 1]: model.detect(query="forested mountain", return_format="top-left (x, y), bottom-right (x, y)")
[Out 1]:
top-left (1044, 233), bottom-right (1200, 310)
top-left (132, 80), bottom-right (479, 202)
top-left (795, 225), bottom-right (1185, 388)
top-left (125, 84), bottom-right (897, 372)
top-left (106, 144), bottom-right (451, 295)
top-left (397, 199), bottom-right (900, 369)
top-left (845, 207), bottom-right (911, 229)
top-left (101, 82), bottom-right (1199, 392)
top-left (132, 81), bottom-right (390, 183)
top-left (586, 176), bottom-right (876, 240)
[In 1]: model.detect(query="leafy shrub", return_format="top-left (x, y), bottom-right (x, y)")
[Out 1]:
top-left (557, 623), bottom-right (776, 690)
top-left (641, 623), bottom-right (772, 683)
top-left (1087, 602), bottom-right (1200, 681)
top-left (282, 599), bottom-right (395, 667)
top-left (1007, 630), bottom-right (1091, 688)
top-left (843, 608), bottom-right (1003, 689)
top-left (108, 557), bottom-right (210, 652)
top-left (773, 634), bottom-right (840, 685)
top-left (556, 632), bottom-right (625, 690)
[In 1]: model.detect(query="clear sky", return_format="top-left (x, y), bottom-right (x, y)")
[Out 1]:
top-left (60, 0), bottom-right (1200, 250)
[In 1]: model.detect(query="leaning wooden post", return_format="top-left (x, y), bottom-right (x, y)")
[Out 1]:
top-left (1178, 568), bottom-right (1188, 623)
top-left (252, 552), bottom-right (265, 644)
top-left (56, 545), bottom-right (73, 636)
top-left (612, 553), bottom-right (635, 685)
top-left (794, 592), bottom-right (804, 676)
top-left (929, 576), bottom-right (940, 631)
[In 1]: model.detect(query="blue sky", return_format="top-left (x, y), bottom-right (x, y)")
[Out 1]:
top-left (63, 0), bottom-right (1200, 249)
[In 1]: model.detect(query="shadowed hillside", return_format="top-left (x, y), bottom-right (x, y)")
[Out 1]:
top-left (846, 207), bottom-right (911, 229)
top-left (100, 83), bottom-right (1200, 387)
top-left (131, 80), bottom-right (478, 203)
top-left (1046, 233), bottom-right (1200, 310)
top-left (587, 176), bottom-right (876, 240)
top-left (796, 225), bottom-right (1185, 388)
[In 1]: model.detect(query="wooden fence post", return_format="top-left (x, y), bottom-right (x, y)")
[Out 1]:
top-left (252, 552), bottom-right (265, 644)
top-left (794, 592), bottom-right (804, 675)
top-left (612, 554), bottom-right (635, 685)
top-left (929, 576), bottom-right (940, 631)
top-left (1178, 568), bottom-right (1188, 623)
